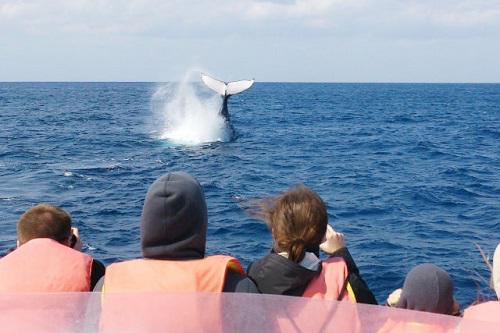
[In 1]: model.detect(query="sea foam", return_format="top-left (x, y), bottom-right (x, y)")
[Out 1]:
top-left (151, 71), bottom-right (230, 145)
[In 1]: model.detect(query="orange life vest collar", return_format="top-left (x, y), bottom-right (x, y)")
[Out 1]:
top-left (103, 255), bottom-right (243, 293)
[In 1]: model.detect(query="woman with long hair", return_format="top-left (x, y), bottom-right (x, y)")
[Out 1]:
top-left (236, 185), bottom-right (376, 304)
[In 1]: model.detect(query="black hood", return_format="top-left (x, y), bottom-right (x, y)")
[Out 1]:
top-left (247, 253), bottom-right (320, 296)
top-left (140, 171), bottom-right (207, 260)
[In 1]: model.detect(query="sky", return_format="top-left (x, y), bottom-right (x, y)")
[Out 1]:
top-left (1, 0), bottom-right (500, 82)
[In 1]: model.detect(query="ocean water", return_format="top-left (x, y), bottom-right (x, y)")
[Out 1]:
top-left (0, 82), bottom-right (499, 307)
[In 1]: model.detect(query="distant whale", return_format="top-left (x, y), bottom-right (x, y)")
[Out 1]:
top-left (201, 73), bottom-right (254, 123)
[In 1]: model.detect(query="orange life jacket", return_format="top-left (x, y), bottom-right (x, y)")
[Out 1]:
top-left (102, 255), bottom-right (243, 293)
top-left (100, 255), bottom-right (244, 333)
top-left (302, 256), bottom-right (353, 301)
top-left (463, 301), bottom-right (500, 323)
top-left (376, 318), bottom-right (455, 333)
top-left (0, 238), bottom-right (92, 292)
top-left (268, 257), bottom-right (358, 332)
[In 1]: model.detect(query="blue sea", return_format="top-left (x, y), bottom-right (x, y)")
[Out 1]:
top-left (0, 82), bottom-right (499, 307)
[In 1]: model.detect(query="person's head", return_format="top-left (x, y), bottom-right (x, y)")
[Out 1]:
top-left (140, 171), bottom-right (207, 260)
top-left (262, 185), bottom-right (327, 263)
top-left (396, 263), bottom-right (455, 315)
top-left (17, 204), bottom-right (72, 246)
top-left (493, 243), bottom-right (500, 299)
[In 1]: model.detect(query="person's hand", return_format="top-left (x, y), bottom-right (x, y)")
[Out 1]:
top-left (70, 227), bottom-right (83, 251)
top-left (319, 225), bottom-right (345, 254)
top-left (386, 288), bottom-right (402, 307)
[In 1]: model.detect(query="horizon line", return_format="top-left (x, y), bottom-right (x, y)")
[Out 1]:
top-left (1, 80), bottom-right (500, 84)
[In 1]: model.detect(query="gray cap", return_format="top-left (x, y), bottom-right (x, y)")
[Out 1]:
top-left (140, 171), bottom-right (207, 260)
top-left (396, 263), bottom-right (454, 314)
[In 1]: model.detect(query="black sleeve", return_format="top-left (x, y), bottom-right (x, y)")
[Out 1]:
top-left (234, 277), bottom-right (260, 294)
top-left (232, 261), bottom-right (260, 294)
top-left (224, 260), bottom-right (261, 293)
top-left (222, 269), bottom-right (247, 292)
top-left (92, 276), bottom-right (105, 292)
top-left (90, 259), bottom-right (106, 290)
top-left (330, 247), bottom-right (378, 305)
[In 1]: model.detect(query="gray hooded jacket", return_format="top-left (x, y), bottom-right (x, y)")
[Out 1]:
top-left (93, 171), bottom-right (244, 292)
top-left (141, 171), bottom-right (207, 260)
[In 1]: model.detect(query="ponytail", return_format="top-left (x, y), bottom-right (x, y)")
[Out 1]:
top-left (289, 239), bottom-right (306, 263)
top-left (262, 185), bottom-right (328, 264)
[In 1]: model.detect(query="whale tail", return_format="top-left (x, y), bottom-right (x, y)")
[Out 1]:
top-left (201, 73), bottom-right (254, 97)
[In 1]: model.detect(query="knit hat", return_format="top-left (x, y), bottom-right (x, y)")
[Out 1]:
top-left (493, 243), bottom-right (500, 299)
top-left (396, 263), bottom-right (454, 314)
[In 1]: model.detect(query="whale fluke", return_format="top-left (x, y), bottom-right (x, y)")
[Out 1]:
top-left (201, 73), bottom-right (254, 97)
top-left (200, 73), bottom-right (254, 124)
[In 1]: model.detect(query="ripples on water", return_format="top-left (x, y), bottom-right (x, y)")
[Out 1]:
top-left (0, 82), bottom-right (499, 306)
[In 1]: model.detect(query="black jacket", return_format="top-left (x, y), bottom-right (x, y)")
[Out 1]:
top-left (236, 248), bottom-right (378, 305)
top-left (237, 253), bottom-right (319, 296)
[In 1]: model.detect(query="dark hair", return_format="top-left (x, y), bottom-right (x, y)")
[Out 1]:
top-left (17, 204), bottom-right (72, 245)
top-left (262, 185), bottom-right (328, 263)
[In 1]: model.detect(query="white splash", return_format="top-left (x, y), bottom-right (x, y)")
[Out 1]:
top-left (151, 72), bottom-right (230, 145)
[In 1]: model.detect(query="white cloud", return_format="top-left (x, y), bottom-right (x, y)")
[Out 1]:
top-left (1, 0), bottom-right (499, 81)
top-left (413, 2), bottom-right (500, 27)
top-left (1, 0), bottom-right (499, 39)
top-left (0, 1), bottom-right (33, 18)
top-left (246, 0), bottom-right (337, 19)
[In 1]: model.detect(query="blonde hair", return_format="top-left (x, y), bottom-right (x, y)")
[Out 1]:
top-left (262, 185), bottom-right (327, 263)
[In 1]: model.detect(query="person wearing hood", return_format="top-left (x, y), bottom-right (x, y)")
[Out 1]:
top-left (235, 185), bottom-right (377, 304)
top-left (99, 171), bottom-right (245, 293)
top-left (0, 204), bottom-right (105, 292)
top-left (378, 264), bottom-right (460, 333)
top-left (385, 263), bottom-right (459, 315)
top-left (463, 243), bottom-right (500, 324)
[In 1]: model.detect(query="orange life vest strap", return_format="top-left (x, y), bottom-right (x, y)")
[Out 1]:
top-left (302, 256), bottom-right (353, 301)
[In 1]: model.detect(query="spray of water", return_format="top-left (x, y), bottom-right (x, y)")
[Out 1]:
top-left (151, 72), bottom-right (230, 145)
